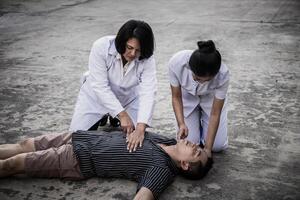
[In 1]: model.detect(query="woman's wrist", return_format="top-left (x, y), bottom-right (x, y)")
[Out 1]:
top-left (203, 148), bottom-right (212, 158)
top-left (136, 123), bottom-right (146, 132)
top-left (177, 120), bottom-right (185, 127)
top-left (117, 110), bottom-right (126, 117)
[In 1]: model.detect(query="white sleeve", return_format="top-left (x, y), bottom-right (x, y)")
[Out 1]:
top-left (136, 57), bottom-right (157, 125)
top-left (215, 69), bottom-right (230, 100)
top-left (88, 40), bottom-right (124, 117)
top-left (215, 80), bottom-right (229, 99)
top-left (168, 57), bottom-right (180, 87)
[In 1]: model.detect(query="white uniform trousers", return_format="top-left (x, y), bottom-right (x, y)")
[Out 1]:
top-left (184, 104), bottom-right (228, 152)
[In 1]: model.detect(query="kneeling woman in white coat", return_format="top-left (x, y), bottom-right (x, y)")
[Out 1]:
top-left (168, 40), bottom-right (229, 157)
top-left (70, 20), bottom-right (157, 152)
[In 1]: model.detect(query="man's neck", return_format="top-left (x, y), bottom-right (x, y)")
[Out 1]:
top-left (159, 144), bottom-right (181, 167)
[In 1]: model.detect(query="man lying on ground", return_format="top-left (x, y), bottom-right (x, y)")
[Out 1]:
top-left (0, 130), bottom-right (213, 200)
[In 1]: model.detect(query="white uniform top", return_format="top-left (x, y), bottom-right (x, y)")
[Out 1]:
top-left (75, 36), bottom-right (157, 126)
top-left (168, 50), bottom-right (229, 117)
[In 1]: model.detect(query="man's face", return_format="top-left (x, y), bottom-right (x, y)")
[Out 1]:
top-left (177, 139), bottom-right (208, 165)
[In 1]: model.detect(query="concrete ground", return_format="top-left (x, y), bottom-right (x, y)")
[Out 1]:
top-left (0, 0), bottom-right (299, 199)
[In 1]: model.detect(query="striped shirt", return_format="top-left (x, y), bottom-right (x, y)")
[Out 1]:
top-left (72, 130), bottom-right (179, 199)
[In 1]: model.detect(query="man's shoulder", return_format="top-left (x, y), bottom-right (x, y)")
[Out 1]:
top-left (138, 165), bottom-right (177, 199)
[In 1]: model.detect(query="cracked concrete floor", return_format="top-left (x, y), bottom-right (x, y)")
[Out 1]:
top-left (0, 0), bottom-right (299, 199)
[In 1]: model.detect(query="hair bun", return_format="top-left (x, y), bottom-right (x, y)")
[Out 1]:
top-left (197, 40), bottom-right (216, 53)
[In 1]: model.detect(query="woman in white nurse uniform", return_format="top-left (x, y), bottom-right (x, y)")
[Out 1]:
top-left (169, 40), bottom-right (229, 157)
top-left (70, 20), bottom-right (157, 152)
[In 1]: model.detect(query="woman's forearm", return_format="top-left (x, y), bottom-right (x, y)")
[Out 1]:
top-left (205, 113), bottom-right (220, 151)
top-left (205, 97), bottom-right (224, 151)
top-left (172, 96), bottom-right (185, 126)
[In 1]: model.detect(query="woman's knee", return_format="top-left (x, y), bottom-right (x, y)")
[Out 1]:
top-left (212, 142), bottom-right (228, 152)
top-left (211, 121), bottom-right (228, 152)
top-left (212, 137), bottom-right (228, 152)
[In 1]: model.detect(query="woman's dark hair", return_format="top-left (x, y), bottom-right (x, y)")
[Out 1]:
top-left (188, 40), bottom-right (221, 77)
top-left (115, 19), bottom-right (155, 60)
top-left (179, 157), bottom-right (213, 180)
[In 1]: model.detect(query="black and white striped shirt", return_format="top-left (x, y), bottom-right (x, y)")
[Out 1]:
top-left (72, 130), bottom-right (179, 199)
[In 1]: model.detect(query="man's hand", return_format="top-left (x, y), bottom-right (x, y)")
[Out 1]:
top-left (118, 111), bottom-right (135, 135)
top-left (126, 123), bottom-right (146, 152)
top-left (177, 123), bottom-right (188, 140)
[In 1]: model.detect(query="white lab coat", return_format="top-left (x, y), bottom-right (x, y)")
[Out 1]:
top-left (70, 36), bottom-right (157, 131)
top-left (168, 50), bottom-right (229, 151)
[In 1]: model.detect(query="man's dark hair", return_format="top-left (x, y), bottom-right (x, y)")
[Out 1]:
top-left (188, 40), bottom-right (221, 77)
top-left (179, 157), bottom-right (213, 180)
top-left (115, 19), bottom-right (155, 60)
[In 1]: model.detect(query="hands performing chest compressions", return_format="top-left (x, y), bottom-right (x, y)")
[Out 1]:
top-left (118, 110), bottom-right (146, 153)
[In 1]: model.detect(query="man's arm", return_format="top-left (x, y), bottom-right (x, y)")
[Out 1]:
top-left (134, 187), bottom-right (154, 200)
top-left (136, 166), bottom-right (174, 199)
